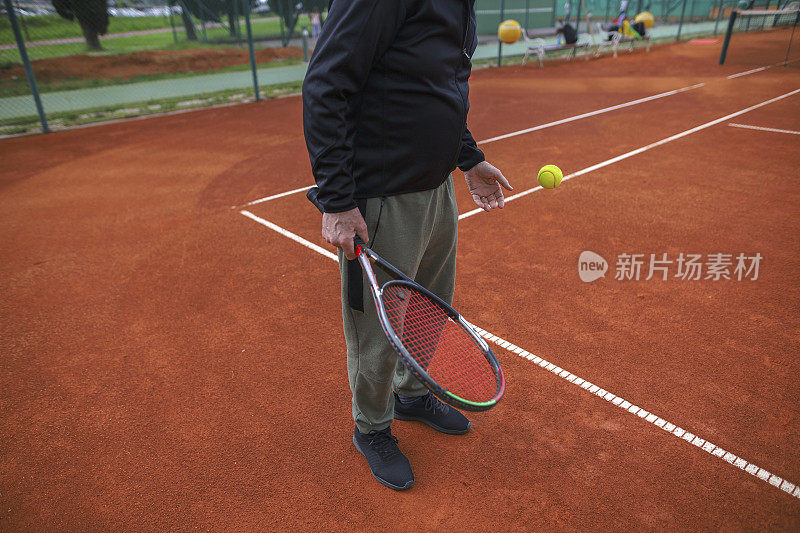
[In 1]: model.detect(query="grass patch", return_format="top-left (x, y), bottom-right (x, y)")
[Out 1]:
top-left (1, 14), bottom-right (309, 61)
top-left (1, 14), bottom-right (175, 44)
top-left (0, 79), bottom-right (303, 136)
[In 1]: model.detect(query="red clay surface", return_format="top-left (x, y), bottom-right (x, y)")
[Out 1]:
top-left (1, 29), bottom-right (799, 530)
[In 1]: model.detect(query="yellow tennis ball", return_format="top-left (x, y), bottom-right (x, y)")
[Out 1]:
top-left (635, 11), bottom-right (655, 29)
top-left (498, 20), bottom-right (522, 44)
top-left (538, 165), bottom-right (563, 189)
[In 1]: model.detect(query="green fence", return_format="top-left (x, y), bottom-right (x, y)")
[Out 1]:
top-left (1, 0), bottom-right (796, 136)
top-left (476, 0), bottom-right (558, 34)
top-left (0, 0), bottom-right (314, 134)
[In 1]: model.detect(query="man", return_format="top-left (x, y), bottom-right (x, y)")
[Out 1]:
top-left (302, 0), bottom-right (511, 491)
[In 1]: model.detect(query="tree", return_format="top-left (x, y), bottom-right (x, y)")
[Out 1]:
top-left (271, 0), bottom-right (301, 46)
top-left (171, 0), bottom-right (255, 43)
top-left (51, 0), bottom-right (109, 51)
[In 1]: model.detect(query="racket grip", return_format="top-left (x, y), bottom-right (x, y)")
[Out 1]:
top-left (306, 186), bottom-right (324, 213)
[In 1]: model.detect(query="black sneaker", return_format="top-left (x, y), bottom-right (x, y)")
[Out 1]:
top-left (352, 426), bottom-right (414, 490)
top-left (393, 392), bottom-right (471, 435)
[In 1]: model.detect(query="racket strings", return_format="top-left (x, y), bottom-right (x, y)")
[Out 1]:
top-left (381, 284), bottom-right (497, 402)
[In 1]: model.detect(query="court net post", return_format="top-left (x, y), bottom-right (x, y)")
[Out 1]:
top-left (719, 8), bottom-right (739, 64)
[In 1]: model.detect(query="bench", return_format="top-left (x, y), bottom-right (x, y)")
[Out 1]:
top-left (521, 27), bottom-right (594, 67)
top-left (595, 23), bottom-right (652, 57)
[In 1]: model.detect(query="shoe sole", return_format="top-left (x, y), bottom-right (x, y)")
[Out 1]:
top-left (352, 435), bottom-right (415, 491)
top-left (393, 413), bottom-right (471, 435)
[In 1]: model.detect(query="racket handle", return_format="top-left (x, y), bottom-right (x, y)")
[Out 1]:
top-left (353, 235), bottom-right (366, 256)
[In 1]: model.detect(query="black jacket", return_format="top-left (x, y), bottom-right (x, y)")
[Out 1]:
top-left (302, 0), bottom-right (485, 213)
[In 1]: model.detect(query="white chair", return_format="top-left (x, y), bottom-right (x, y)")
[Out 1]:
top-left (595, 22), bottom-right (652, 57)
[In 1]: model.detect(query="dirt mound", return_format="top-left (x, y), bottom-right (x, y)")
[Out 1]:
top-left (1, 47), bottom-right (302, 82)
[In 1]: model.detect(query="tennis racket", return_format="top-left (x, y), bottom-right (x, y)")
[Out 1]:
top-left (308, 187), bottom-right (505, 411)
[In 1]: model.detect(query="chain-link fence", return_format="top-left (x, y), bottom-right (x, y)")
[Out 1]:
top-left (487, 0), bottom-right (798, 64)
top-left (0, 0), bottom-right (321, 134)
top-left (1, 0), bottom-right (796, 136)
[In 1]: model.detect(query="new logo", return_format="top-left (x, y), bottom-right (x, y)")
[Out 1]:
top-left (579, 251), bottom-right (608, 283)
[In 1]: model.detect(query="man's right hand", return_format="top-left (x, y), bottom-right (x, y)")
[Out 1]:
top-left (322, 207), bottom-right (369, 260)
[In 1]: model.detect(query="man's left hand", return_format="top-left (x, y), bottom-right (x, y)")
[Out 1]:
top-left (464, 161), bottom-right (513, 212)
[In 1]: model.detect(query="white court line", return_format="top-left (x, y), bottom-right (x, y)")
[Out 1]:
top-left (237, 185), bottom-right (314, 209)
top-left (239, 207), bottom-right (800, 501)
top-left (477, 83), bottom-right (705, 144)
top-left (470, 327), bottom-right (800, 500)
top-left (459, 87), bottom-right (800, 220)
top-left (240, 210), bottom-right (338, 261)
top-left (728, 66), bottom-right (768, 79)
top-left (728, 123), bottom-right (800, 135)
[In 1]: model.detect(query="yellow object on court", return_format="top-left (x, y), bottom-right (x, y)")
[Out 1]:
top-left (538, 165), bottom-right (563, 189)
top-left (622, 20), bottom-right (635, 37)
top-left (634, 11), bottom-right (655, 29)
top-left (498, 19), bottom-right (522, 44)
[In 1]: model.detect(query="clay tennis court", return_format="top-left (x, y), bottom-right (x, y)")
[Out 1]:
top-left (2, 29), bottom-right (799, 529)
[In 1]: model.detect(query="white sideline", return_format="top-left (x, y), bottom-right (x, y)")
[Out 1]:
top-left (471, 327), bottom-right (800, 500)
top-left (239, 206), bottom-right (800, 501)
top-left (458, 87), bottom-right (800, 220)
top-left (238, 185), bottom-right (314, 208)
top-left (476, 83), bottom-right (705, 144)
top-left (240, 210), bottom-right (338, 261)
top-left (728, 123), bottom-right (800, 135)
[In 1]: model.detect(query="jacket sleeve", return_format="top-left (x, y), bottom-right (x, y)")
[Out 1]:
top-left (302, 0), bottom-right (407, 213)
top-left (457, 126), bottom-right (485, 172)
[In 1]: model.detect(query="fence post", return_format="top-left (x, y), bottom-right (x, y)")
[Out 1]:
top-left (13, 0), bottom-right (30, 40)
top-left (676, 0), bottom-right (688, 39)
top-left (302, 27), bottom-right (310, 62)
top-left (497, 0), bottom-right (506, 67)
top-left (2, 0), bottom-right (48, 133)
top-left (784, 9), bottom-right (800, 66)
top-left (525, 0), bottom-right (530, 30)
top-left (575, 0), bottom-right (583, 32)
top-left (242, 0), bottom-right (260, 101)
top-left (718, 9), bottom-right (737, 64)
